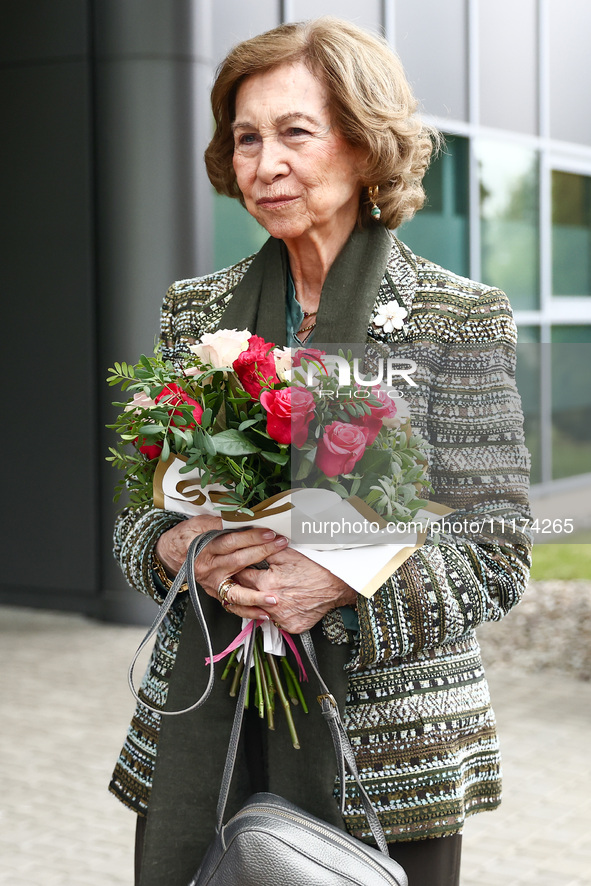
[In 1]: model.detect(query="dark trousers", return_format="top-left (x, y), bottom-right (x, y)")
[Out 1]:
top-left (136, 814), bottom-right (462, 885)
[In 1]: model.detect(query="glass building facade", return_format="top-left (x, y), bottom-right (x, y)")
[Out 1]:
top-left (208, 0), bottom-right (591, 489)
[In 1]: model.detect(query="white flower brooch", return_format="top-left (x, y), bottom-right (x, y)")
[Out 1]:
top-left (372, 301), bottom-right (408, 333)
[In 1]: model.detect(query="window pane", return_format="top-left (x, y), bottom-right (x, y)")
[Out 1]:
top-left (479, 0), bottom-right (538, 135)
top-left (212, 0), bottom-right (278, 63)
top-left (478, 140), bottom-right (539, 310)
top-left (399, 135), bottom-right (469, 277)
top-left (551, 326), bottom-right (591, 480)
top-left (552, 171), bottom-right (591, 296)
top-left (213, 193), bottom-right (268, 270)
top-left (395, 0), bottom-right (468, 121)
top-left (290, 0), bottom-right (382, 33)
top-left (516, 327), bottom-right (542, 485)
top-left (549, 0), bottom-right (591, 146)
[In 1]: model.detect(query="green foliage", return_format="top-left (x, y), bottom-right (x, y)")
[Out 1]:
top-left (106, 347), bottom-right (291, 513)
top-left (106, 342), bottom-right (431, 523)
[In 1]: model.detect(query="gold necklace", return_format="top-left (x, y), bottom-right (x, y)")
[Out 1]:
top-left (297, 308), bottom-right (318, 337)
top-left (297, 320), bottom-right (317, 335)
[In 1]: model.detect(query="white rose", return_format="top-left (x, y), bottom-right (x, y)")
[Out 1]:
top-left (387, 396), bottom-right (411, 428)
top-left (189, 328), bottom-right (250, 369)
top-left (274, 346), bottom-right (293, 382)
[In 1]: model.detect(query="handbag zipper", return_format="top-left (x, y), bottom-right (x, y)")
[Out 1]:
top-left (229, 804), bottom-right (401, 885)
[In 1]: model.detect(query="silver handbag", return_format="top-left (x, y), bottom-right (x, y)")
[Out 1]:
top-left (130, 532), bottom-right (407, 886)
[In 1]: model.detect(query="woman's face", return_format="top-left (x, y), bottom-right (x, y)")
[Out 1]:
top-left (232, 62), bottom-right (365, 246)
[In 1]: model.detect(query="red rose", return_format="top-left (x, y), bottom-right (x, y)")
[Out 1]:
top-left (138, 439), bottom-right (163, 460)
top-left (292, 347), bottom-right (327, 368)
top-left (291, 387), bottom-right (316, 447)
top-left (155, 382), bottom-right (203, 428)
top-left (260, 387), bottom-right (316, 447)
top-left (315, 421), bottom-right (370, 477)
top-left (350, 394), bottom-right (396, 445)
top-left (233, 335), bottom-right (278, 399)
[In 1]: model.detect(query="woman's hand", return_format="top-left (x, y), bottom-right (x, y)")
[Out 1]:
top-left (234, 547), bottom-right (357, 634)
top-left (155, 518), bottom-right (291, 621)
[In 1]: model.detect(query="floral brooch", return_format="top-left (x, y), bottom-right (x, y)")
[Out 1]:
top-left (372, 300), bottom-right (408, 334)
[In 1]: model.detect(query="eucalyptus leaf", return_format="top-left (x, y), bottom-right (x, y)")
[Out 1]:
top-left (138, 424), bottom-right (165, 436)
top-left (261, 451), bottom-right (289, 465)
top-left (201, 430), bottom-right (217, 456)
top-left (295, 451), bottom-right (316, 480)
top-left (329, 481), bottom-right (349, 498)
top-left (213, 429), bottom-right (260, 456)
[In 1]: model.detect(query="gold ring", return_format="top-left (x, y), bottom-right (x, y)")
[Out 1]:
top-left (217, 578), bottom-right (236, 602)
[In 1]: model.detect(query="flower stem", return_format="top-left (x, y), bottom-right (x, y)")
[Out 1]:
top-left (229, 658), bottom-right (244, 698)
top-left (253, 638), bottom-right (265, 719)
top-left (221, 648), bottom-right (238, 681)
top-left (266, 652), bottom-right (300, 750)
top-left (281, 657), bottom-right (309, 713)
top-left (263, 656), bottom-right (276, 712)
top-left (281, 657), bottom-right (299, 705)
top-left (254, 637), bottom-right (275, 730)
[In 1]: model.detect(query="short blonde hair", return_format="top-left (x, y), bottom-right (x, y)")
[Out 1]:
top-left (205, 17), bottom-right (438, 229)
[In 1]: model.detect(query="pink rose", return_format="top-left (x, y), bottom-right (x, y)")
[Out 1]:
top-left (260, 387), bottom-right (315, 447)
top-left (233, 335), bottom-right (279, 399)
top-left (315, 421), bottom-right (370, 477)
top-left (373, 389), bottom-right (400, 428)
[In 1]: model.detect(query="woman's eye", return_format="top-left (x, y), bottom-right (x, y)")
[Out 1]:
top-left (236, 133), bottom-right (259, 147)
top-left (285, 127), bottom-right (310, 138)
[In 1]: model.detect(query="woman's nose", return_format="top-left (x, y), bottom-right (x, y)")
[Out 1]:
top-left (256, 137), bottom-right (290, 182)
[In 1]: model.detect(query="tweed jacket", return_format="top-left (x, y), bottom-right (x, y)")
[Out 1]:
top-left (109, 230), bottom-right (531, 842)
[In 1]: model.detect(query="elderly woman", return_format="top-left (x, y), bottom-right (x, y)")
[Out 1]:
top-left (110, 17), bottom-right (531, 886)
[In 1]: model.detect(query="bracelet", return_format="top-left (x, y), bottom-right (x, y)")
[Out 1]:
top-left (152, 551), bottom-right (189, 593)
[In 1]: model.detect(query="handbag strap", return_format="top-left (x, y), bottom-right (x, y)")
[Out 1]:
top-left (128, 528), bottom-right (240, 716)
top-left (129, 529), bottom-right (390, 855)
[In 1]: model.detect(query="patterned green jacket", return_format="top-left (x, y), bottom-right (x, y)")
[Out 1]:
top-left (109, 230), bottom-right (531, 842)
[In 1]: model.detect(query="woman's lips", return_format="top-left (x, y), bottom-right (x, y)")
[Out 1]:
top-left (255, 195), bottom-right (298, 209)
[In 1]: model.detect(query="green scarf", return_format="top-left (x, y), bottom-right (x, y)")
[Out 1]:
top-left (219, 224), bottom-right (393, 345)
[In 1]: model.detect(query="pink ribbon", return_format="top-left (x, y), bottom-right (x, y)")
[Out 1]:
top-left (205, 620), bottom-right (308, 682)
top-left (205, 619), bottom-right (258, 666)
top-left (280, 630), bottom-right (308, 682)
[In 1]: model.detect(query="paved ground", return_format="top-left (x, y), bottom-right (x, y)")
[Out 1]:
top-left (1, 604), bottom-right (590, 885)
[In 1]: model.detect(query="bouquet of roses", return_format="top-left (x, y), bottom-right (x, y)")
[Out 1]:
top-left (107, 329), bottom-right (436, 746)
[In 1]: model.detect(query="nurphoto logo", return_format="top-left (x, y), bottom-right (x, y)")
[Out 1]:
top-left (303, 355), bottom-right (418, 396)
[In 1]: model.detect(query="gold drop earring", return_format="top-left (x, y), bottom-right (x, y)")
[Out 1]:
top-left (368, 185), bottom-right (381, 220)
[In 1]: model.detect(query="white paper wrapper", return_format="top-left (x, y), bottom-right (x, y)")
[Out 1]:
top-left (153, 454), bottom-right (452, 598)
top-left (235, 619), bottom-right (286, 662)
